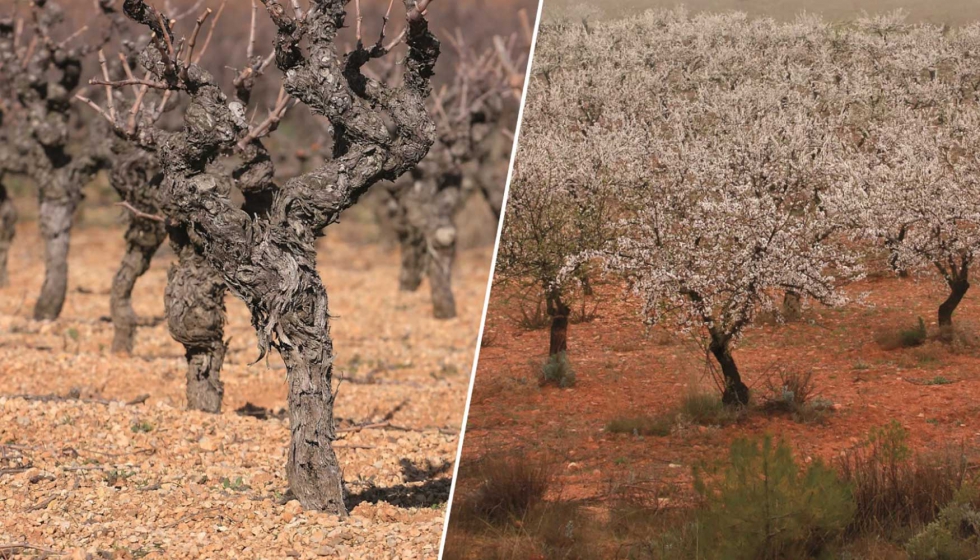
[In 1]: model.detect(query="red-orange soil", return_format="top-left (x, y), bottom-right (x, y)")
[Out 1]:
top-left (458, 275), bottom-right (980, 504)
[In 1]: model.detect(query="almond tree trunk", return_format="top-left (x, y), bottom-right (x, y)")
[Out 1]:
top-left (939, 267), bottom-right (969, 330)
top-left (709, 331), bottom-right (749, 406)
top-left (782, 290), bottom-right (802, 322)
top-left (547, 292), bottom-right (569, 356)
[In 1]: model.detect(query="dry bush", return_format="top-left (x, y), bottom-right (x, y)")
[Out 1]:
top-left (455, 453), bottom-right (554, 526)
top-left (839, 422), bottom-right (970, 537)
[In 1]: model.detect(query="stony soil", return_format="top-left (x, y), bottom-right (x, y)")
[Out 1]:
top-left (0, 208), bottom-right (491, 559)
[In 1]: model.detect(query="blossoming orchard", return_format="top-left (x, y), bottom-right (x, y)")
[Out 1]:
top-left (501, 10), bottom-right (980, 405)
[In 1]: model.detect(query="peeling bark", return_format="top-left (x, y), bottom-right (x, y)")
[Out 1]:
top-left (95, 0), bottom-right (441, 513)
top-left (0, 182), bottom-right (16, 287)
top-left (165, 228), bottom-right (227, 413)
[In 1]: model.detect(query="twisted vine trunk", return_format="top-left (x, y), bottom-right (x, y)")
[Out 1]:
top-left (165, 230), bottom-right (227, 413)
top-left (108, 145), bottom-right (167, 353)
top-left (34, 197), bottom-right (75, 320)
top-left (395, 171), bottom-right (460, 318)
top-left (115, 0), bottom-right (439, 513)
top-left (0, 182), bottom-right (15, 287)
top-left (110, 218), bottom-right (166, 353)
top-left (280, 279), bottom-right (345, 513)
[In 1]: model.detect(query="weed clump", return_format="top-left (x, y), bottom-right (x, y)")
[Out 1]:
top-left (541, 352), bottom-right (576, 388)
top-left (606, 416), bottom-right (673, 437)
top-left (462, 454), bottom-right (553, 525)
top-left (761, 369), bottom-right (834, 424)
top-left (839, 421), bottom-right (969, 537)
top-left (679, 390), bottom-right (739, 426)
top-left (877, 317), bottom-right (928, 350)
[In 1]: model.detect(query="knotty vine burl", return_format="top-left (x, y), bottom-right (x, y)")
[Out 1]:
top-left (81, 0), bottom-right (438, 513)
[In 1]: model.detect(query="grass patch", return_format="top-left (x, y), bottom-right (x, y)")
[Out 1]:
top-left (876, 317), bottom-right (928, 350)
top-left (456, 454), bottom-right (553, 526)
top-left (540, 352), bottom-right (576, 388)
top-left (679, 391), bottom-right (739, 426)
top-left (130, 421), bottom-right (154, 433)
top-left (606, 415), bottom-right (673, 437)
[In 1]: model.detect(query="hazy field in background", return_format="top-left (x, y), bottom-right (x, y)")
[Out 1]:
top-left (546, 0), bottom-right (980, 24)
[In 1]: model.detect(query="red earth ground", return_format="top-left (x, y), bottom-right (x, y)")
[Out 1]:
top-left (456, 274), bottom-right (980, 508)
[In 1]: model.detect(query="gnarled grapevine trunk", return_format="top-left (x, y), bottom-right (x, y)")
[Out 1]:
top-left (35, 198), bottom-right (73, 320)
top-left (107, 141), bottom-right (167, 353)
top-left (165, 229), bottom-right (227, 413)
top-left (110, 217), bottom-right (166, 353)
top-left (97, 0), bottom-right (440, 514)
top-left (0, 182), bottom-right (15, 287)
top-left (399, 171), bottom-right (461, 318)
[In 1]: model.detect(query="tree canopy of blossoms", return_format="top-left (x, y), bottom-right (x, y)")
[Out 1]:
top-left (515, 9), bottom-right (980, 404)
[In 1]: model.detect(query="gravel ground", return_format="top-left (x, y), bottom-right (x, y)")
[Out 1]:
top-left (0, 214), bottom-right (490, 559)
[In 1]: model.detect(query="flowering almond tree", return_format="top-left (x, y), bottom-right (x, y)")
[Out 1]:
top-left (80, 0), bottom-right (439, 512)
top-left (861, 108), bottom-right (980, 331)
top-left (591, 87), bottom-right (862, 405)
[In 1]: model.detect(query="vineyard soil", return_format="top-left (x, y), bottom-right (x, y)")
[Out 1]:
top-left (0, 202), bottom-right (491, 558)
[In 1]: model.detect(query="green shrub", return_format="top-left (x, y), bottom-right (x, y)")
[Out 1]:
top-left (694, 436), bottom-right (855, 559)
top-left (906, 488), bottom-right (980, 559)
top-left (541, 352), bottom-right (576, 388)
top-left (877, 318), bottom-right (928, 350)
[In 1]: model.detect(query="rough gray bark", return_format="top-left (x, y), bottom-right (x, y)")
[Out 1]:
top-left (108, 142), bottom-right (167, 353)
top-left (0, 1), bottom-right (112, 320)
top-left (385, 40), bottom-right (517, 319)
top-left (165, 229), bottom-right (227, 413)
top-left (0, 181), bottom-right (16, 287)
top-left (89, 0), bottom-right (439, 513)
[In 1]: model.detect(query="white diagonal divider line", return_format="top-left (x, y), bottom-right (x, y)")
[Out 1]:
top-left (437, 1), bottom-right (546, 556)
